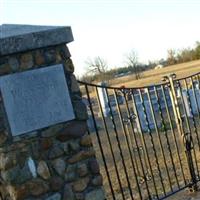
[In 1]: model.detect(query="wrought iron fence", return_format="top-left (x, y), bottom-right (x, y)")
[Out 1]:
top-left (78, 72), bottom-right (200, 200)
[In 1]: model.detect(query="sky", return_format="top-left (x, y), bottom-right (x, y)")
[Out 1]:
top-left (0, 0), bottom-right (200, 76)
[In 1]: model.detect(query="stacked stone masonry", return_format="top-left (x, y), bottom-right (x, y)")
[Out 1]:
top-left (0, 25), bottom-right (105, 200)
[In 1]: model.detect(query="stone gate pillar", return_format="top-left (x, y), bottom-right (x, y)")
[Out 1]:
top-left (0, 24), bottom-right (105, 200)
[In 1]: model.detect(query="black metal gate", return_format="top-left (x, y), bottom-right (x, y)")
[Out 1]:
top-left (78, 72), bottom-right (200, 200)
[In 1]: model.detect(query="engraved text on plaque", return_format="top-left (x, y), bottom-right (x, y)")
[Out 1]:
top-left (0, 64), bottom-right (75, 136)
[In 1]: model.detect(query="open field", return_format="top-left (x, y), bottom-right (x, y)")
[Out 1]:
top-left (86, 89), bottom-right (200, 200)
top-left (90, 111), bottom-right (200, 200)
top-left (110, 60), bottom-right (200, 88)
top-left (81, 60), bottom-right (200, 199)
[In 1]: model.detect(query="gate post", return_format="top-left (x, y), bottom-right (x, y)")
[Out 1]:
top-left (163, 74), bottom-right (198, 191)
top-left (0, 24), bottom-right (105, 200)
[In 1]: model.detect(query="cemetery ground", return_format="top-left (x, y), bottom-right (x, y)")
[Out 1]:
top-left (80, 59), bottom-right (200, 98)
top-left (89, 111), bottom-right (200, 200)
top-left (80, 60), bottom-right (200, 199)
top-left (110, 60), bottom-right (200, 88)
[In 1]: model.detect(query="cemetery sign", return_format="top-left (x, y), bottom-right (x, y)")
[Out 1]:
top-left (0, 64), bottom-right (75, 136)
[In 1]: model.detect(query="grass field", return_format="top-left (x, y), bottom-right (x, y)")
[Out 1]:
top-left (110, 60), bottom-right (200, 88)
top-left (81, 60), bottom-right (200, 200)
top-left (89, 106), bottom-right (200, 200)
top-left (90, 110), bottom-right (200, 200)
top-left (86, 90), bottom-right (200, 199)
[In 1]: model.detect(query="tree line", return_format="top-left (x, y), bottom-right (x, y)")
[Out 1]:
top-left (167, 41), bottom-right (200, 65)
top-left (80, 41), bottom-right (200, 83)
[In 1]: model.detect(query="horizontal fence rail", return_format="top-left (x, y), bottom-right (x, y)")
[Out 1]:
top-left (78, 72), bottom-right (200, 200)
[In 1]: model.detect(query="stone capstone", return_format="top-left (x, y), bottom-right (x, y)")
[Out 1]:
top-left (0, 24), bottom-right (74, 56)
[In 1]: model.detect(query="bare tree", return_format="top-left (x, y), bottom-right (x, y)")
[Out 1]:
top-left (167, 49), bottom-right (177, 65)
top-left (85, 56), bottom-right (108, 81)
top-left (125, 50), bottom-right (140, 79)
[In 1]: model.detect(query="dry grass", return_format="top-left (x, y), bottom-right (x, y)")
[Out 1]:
top-left (87, 99), bottom-right (200, 200)
top-left (110, 60), bottom-right (200, 88)
top-left (83, 60), bottom-right (200, 199)
top-left (80, 60), bottom-right (200, 98)
top-left (91, 121), bottom-right (200, 200)
top-left (88, 101), bottom-right (200, 199)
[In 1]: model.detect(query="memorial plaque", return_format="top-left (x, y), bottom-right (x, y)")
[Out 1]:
top-left (0, 64), bottom-right (75, 136)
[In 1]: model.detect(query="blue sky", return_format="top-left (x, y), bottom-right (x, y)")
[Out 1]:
top-left (1, 0), bottom-right (200, 76)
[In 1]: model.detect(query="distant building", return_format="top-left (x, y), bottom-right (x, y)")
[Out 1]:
top-left (154, 64), bottom-right (163, 70)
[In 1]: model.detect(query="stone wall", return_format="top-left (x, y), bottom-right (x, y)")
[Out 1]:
top-left (0, 25), bottom-right (105, 200)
